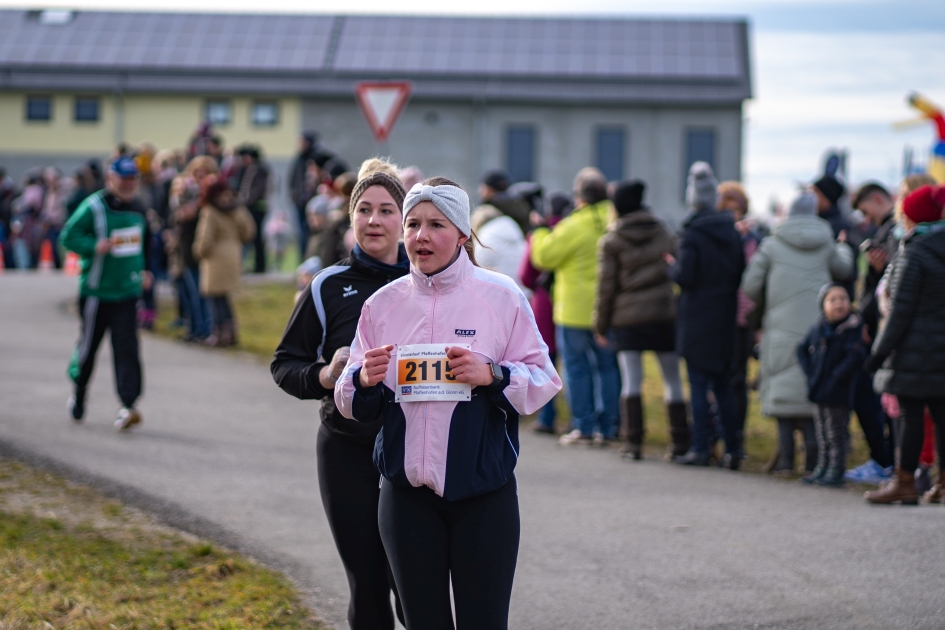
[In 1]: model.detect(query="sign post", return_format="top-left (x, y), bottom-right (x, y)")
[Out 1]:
top-left (355, 81), bottom-right (412, 152)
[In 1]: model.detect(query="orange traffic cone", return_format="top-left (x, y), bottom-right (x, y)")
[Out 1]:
top-left (38, 239), bottom-right (55, 272)
top-left (64, 251), bottom-right (80, 276)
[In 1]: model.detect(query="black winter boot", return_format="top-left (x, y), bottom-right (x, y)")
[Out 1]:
top-left (667, 401), bottom-right (691, 459)
top-left (620, 396), bottom-right (644, 460)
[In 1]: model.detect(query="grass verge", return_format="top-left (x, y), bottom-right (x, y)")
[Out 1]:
top-left (150, 281), bottom-right (872, 475)
top-left (0, 458), bottom-right (324, 629)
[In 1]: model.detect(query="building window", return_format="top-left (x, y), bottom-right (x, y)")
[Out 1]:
top-left (26, 96), bottom-right (52, 121)
top-left (685, 128), bottom-right (716, 173)
top-left (507, 125), bottom-right (536, 183)
top-left (74, 97), bottom-right (100, 122)
top-left (596, 127), bottom-right (626, 182)
top-left (205, 101), bottom-right (232, 126)
top-left (251, 101), bottom-right (279, 127)
top-left (684, 128), bottom-right (717, 198)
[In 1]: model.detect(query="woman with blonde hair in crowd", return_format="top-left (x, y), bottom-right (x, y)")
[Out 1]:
top-left (272, 157), bottom-right (411, 629)
top-left (169, 155), bottom-right (218, 341)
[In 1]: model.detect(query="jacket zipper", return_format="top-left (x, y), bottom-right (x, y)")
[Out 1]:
top-left (421, 275), bottom-right (437, 485)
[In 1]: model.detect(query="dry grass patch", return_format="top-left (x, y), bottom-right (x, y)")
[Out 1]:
top-left (0, 459), bottom-right (324, 630)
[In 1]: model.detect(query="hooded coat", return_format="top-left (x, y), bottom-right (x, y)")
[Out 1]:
top-left (741, 215), bottom-right (854, 417)
top-left (870, 228), bottom-right (945, 398)
top-left (671, 208), bottom-right (745, 374)
top-left (594, 210), bottom-right (676, 334)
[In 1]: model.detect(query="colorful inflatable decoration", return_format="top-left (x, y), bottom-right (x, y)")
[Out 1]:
top-left (908, 93), bottom-right (945, 183)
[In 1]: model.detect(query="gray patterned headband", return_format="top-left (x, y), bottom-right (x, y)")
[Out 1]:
top-left (403, 183), bottom-right (471, 237)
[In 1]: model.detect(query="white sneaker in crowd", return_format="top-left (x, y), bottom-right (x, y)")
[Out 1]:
top-left (558, 429), bottom-right (593, 446)
top-left (115, 407), bottom-right (142, 431)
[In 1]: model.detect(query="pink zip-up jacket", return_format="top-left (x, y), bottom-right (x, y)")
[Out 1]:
top-left (335, 248), bottom-right (562, 501)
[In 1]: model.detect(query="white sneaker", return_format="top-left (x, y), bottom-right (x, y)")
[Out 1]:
top-left (558, 429), bottom-right (593, 446)
top-left (115, 407), bottom-right (142, 431)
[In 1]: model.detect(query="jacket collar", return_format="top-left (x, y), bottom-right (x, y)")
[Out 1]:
top-left (350, 243), bottom-right (410, 281)
top-left (409, 246), bottom-right (473, 293)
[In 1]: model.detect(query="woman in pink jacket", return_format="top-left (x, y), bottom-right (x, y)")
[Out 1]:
top-left (335, 177), bottom-right (561, 630)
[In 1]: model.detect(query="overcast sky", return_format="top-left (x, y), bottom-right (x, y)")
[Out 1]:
top-left (3, 0), bottom-right (944, 211)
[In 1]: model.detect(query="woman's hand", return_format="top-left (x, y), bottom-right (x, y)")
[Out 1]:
top-left (445, 347), bottom-right (494, 387)
top-left (663, 252), bottom-right (676, 266)
top-left (594, 333), bottom-right (610, 349)
top-left (359, 345), bottom-right (394, 388)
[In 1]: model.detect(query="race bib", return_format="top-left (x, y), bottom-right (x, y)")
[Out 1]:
top-left (395, 344), bottom-right (472, 403)
top-left (110, 226), bottom-right (143, 257)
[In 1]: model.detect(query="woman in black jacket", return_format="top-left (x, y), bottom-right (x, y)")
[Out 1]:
top-left (864, 185), bottom-right (945, 505)
top-left (271, 158), bottom-right (408, 629)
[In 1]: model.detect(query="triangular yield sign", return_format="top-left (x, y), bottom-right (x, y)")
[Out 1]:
top-left (355, 82), bottom-right (412, 142)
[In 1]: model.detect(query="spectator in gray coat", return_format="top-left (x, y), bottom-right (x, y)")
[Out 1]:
top-left (741, 191), bottom-right (854, 474)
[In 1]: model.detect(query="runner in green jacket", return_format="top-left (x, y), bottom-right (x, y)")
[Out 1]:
top-left (60, 157), bottom-right (152, 430)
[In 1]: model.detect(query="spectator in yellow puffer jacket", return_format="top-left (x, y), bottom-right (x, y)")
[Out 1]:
top-left (531, 167), bottom-right (618, 445)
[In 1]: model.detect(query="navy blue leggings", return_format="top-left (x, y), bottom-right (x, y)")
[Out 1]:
top-left (379, 477), bottom-right (520, 630)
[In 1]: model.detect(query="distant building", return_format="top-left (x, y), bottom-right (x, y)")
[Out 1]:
top-left (0, 10), bottom-right (751, 223)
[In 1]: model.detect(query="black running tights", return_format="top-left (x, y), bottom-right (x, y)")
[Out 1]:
top-left (379, 477), bottom-right (520, 630)
top-left (316, 427), bottom-right (402, 630)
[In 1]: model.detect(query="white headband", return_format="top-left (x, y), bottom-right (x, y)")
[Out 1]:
top-left (403, 183), bottom-right (471, 237)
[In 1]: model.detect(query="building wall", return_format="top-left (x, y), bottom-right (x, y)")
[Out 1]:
top-left (0, 91), bottom-right (301, 172)
top-left (304, 97), bottom-right (743, 227)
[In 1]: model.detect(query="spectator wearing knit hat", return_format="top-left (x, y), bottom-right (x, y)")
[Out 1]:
top-left (669, 162), bottom-right (745, 468)
top-left (811, 173), bottom-right (858, 296)
top-left (742, 191), bottom-right (854, 475)
top-left (594, 180), bottom-right (689, 459)
top-left (865, 184), bottom-right (945, 505)
top-left (474, 168), bottom-right (532, 236)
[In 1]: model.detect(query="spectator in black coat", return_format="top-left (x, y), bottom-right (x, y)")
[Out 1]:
top-left (797, 284), bottom-right (866, 487)
top-left (865, 184), bottom-right (945, 505)
top-left (236, 146), bottom-right (270, 273)
top-left (669, 162), bottom-right (746, 468)
top-left (289, 131), bottom-right (318, 259)
top-left (812, 174), bottom-right (858, 296)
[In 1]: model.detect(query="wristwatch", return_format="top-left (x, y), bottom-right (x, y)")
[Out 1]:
top-left (489, 362), bottom-right (503, 383)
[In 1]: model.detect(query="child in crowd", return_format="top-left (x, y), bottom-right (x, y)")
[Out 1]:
top-left (796, 283), bottom-right (867, 486)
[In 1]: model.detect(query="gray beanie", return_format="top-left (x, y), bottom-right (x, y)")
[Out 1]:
top-left (403, 183), bottom-right (471, 237)
top-left (686, 161), bottom-right (719, 210)
top-left (788, 191), bottom-right (818, 216)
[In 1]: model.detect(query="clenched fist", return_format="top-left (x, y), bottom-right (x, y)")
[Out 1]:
top-left (359, 345), bottom-right (395, 388)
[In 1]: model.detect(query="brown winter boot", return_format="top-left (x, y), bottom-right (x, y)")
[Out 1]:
top-left (219, 321), bottom-right (237, 347)
top-left (619, 396), bottom-right (644, 460)
top-left (666, 401), bottom-right (691, 459)
top-left (864, 468), bottom-right (919, 505)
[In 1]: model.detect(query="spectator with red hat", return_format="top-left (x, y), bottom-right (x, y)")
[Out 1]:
top-left (865, 184), bottom-right (945, 505)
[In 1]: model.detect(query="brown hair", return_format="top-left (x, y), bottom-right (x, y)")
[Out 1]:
top-left (420, 176), bottom-right (479, 266)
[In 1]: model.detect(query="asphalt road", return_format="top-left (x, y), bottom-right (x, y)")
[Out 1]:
top-left (2, 273), bottom-right (943, 630)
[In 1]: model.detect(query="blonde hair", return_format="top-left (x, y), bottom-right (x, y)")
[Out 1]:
top-left (358, 157), bottom-right (400, 182)
top-left (184, 155), bottom-right (220, 178)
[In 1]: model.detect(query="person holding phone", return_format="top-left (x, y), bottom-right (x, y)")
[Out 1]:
top-left (335, 178), bottom-right (561, 630)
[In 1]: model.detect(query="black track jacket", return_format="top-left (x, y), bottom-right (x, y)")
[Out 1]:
top-left (271, 244), bottom-right (410, 445)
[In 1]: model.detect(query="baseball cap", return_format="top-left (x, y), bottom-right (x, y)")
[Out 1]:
top-left (110, 157), bottom-right (140, 178)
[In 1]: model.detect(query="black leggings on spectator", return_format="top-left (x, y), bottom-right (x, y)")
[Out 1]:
top-left (897, 397), bottom-right (945, 472)
top-left (379, 476), bottom-right (520, 630)
top-left (316, 427), bottom-right (403, 630)
top-left (776, 417), bottom-right (817, 472)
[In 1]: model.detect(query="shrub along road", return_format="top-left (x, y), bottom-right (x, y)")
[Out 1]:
top-left (2, 273), bottom-right (943, 630)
